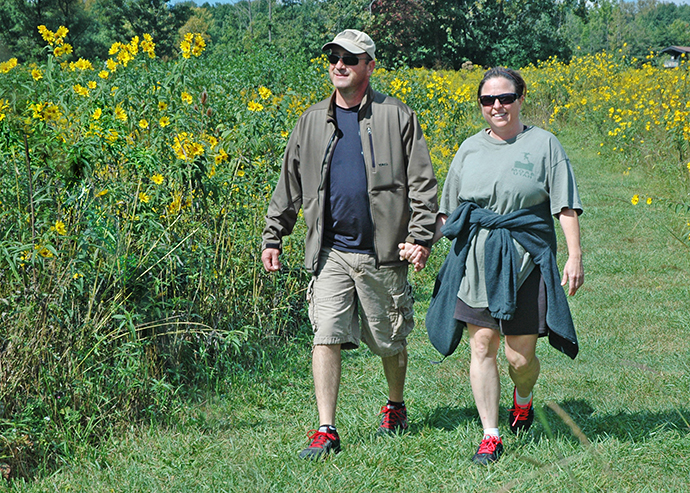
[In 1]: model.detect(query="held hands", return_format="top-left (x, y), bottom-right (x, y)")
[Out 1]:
top-left (398, 242), bottom-right (431, 272)
top-left (261, 248), bottom-right (282, 272)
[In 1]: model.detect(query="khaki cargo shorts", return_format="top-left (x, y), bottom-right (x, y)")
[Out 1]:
top-left (307, 248), bottom-right (415, 357)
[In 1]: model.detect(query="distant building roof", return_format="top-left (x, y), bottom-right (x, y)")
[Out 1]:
top-left (660, 46), bottom-right (690, 57)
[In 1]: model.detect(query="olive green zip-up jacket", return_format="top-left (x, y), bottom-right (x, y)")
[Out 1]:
top-left (262, 85), bottom-right (439, 273)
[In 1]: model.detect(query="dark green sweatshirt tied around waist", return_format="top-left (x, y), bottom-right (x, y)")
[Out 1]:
top-left (426, 201), bottom-right (579, 359)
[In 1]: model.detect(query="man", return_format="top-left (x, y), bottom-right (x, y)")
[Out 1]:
top-left (261, 29), bottom-right (438, 460)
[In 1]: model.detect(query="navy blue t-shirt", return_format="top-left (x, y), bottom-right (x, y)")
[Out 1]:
top-left (323, 105), bottom-right (375, 254)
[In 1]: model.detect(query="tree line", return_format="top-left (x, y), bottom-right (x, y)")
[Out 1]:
top-left (1, 0), bottom-right (689, 69)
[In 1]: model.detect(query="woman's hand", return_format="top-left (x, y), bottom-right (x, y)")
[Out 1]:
top-left (558, 208), bottom-right (584, 295)
top-left (561, 254), bottom-right (584, 296)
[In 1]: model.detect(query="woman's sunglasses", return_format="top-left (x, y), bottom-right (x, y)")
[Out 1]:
top-left (479, 93), bottom-right (520, 106)
top-left (327, 54), bottom-right (370, 66)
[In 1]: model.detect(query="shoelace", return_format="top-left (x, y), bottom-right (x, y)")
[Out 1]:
top-left (306, 429), bottom-right (337, 448)
top-left (379, 405), bottom-right (406, 428)
top-left (477, 435), bottom-right (502, 454)
top-left (511, 404), bottom-right (531, 427)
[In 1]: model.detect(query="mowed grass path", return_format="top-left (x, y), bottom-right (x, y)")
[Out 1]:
top-left (7, 130), bottom-right (690, 492)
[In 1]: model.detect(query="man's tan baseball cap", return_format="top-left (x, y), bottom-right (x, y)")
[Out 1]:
top-left (322, 29), bottom-right (376, 60)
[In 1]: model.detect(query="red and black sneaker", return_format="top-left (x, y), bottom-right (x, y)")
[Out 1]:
top-left (472, 435), bottom-right (504, 465)
top-left (299, 428), bottom-right (341, 460)
top-left (377, 404), bottom-right (409, 435)
top-left (508, 387), bottom-right (534, 434)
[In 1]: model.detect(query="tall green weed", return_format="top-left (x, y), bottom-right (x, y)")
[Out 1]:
top-left (0, 30), bottom-right (327, 477)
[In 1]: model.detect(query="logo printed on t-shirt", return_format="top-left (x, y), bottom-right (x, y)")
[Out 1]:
top-left (512, 152), bottom-right (535, 179)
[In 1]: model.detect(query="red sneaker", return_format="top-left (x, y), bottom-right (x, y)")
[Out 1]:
top-left (472, 435), bottom-right (504, 465)
top-left (377, 404), bottom-right (409, 435)
top-left (299, 428), bottom-right (341, 460)
top-left (508, 387), bottom-right (534, 434)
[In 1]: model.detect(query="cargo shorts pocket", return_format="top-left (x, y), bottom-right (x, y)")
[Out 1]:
top-left (389, 282), bottom-right (414, 341)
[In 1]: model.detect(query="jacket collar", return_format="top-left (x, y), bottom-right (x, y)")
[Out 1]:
top-left (326, 84), bottom-right (374, 124)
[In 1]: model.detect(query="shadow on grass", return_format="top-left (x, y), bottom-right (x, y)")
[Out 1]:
top-left (538, 399), bottom-right (690, 443)
top-left (414, 405), bottom-right (481, 432)
top-left (417, 399), bottom-right (690, 443)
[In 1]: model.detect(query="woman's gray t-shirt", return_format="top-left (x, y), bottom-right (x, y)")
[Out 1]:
top-left (439, 126), bottom-right (582, 308)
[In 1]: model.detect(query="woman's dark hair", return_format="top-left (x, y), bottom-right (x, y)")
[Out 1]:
top-left (477, 67), bottom-right (527, 98)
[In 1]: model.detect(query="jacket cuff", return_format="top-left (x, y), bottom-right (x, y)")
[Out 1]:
top-left (263, 242), bottom-right (282, 252)
top-left (406, 235), bottom-right (431, 248)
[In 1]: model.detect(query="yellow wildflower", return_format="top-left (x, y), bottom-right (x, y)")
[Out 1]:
top-left (30, 102), bottom-right (62, 121)
top-left (141, 33), bottom-right (156, 58)
top-left (168, 192), bottom-right (183, 214)
top-left (73, 84), bottom-right (89, 97)
top-left (191, 34), bottom-right (206, 57)
top-left (53, 44), bottom-right (73, 58)
top-left (181, 92), bottom-right (193, 104)
top-left (151, 174), bottom-right (164, 185)
top-left (88, 81), bottom-right (97, 89)
top-left (38, 25), bottom-right (55, 44)
top-left (215, 149), bottom-right (228, 164)
top-left (0, 99), bottom-right (9, 122)
top-left (205, 134), bottom-right (218, 147)
top-left (72, 58), bottom-right (94, 71)
top-left (646, 197), bottom-right (652, 205)
top-left (258, 86), bottom-right (272, 100)
top-left (247, 101), bottom-right (264, 112)
top-left (114, 105), bottom-right (127, 122)
top-left (159, 116), bottom-right (170, 127)
top-left (172, 132), bottom-right (204, 161)
top-left (31, 68), bottom-right (43, 81)
top-left (128, 36), bottom-right (140, 56)
top-left (139, 119), bottom-right (149, 129)
top-left (99, 70), bottom-right (109, 79)
top-left (109, 42), bottom-right (122, 56)
top-left (36, 244), bottom-right (54, 258)
top-left (0, 58), bottom-right (18, 73)
top-left (631, 194), bottom-right (639, 205)
top-left (180, 33), bottom-right (206, 58)
top-left (158, 101), bottom-right (168, 111)
top-left (138, 192), bottom-right (151, 203)
top-left (117, 49), bottom-right (134, 66)
top-left (51, 220), bottom-right (67, 236)
top-left (92, 108), bottom-right (102, 120)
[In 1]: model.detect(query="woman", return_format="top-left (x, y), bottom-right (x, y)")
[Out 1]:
top-left (402, 67), bottom-right (583, 465)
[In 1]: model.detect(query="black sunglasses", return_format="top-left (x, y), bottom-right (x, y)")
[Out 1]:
top-left (479, 93), bottom-right (520, 106)
top-left (327, 53), bottom-right (370, 66)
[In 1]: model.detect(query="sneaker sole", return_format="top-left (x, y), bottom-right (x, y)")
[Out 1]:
top-left (376, 426), bottom-right (408, 436)
top-left (299, 444), bottom-right (341, 460)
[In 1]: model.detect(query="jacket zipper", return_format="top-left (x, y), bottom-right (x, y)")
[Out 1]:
top-left (367, 126), bottom-right (376, 169)
top-left (313, 130), bottom-right (338, 270)
top-left (364, 124), bottom-right (378, 267)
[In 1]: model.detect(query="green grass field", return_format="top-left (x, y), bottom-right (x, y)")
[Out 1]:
top-left (3, 131), bottom-right (689, 492)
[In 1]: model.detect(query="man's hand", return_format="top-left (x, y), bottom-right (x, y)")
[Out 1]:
top-left (261, 248), bottom-right (282, 272)
top-left (398, 242), bottom-right (430, 272)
